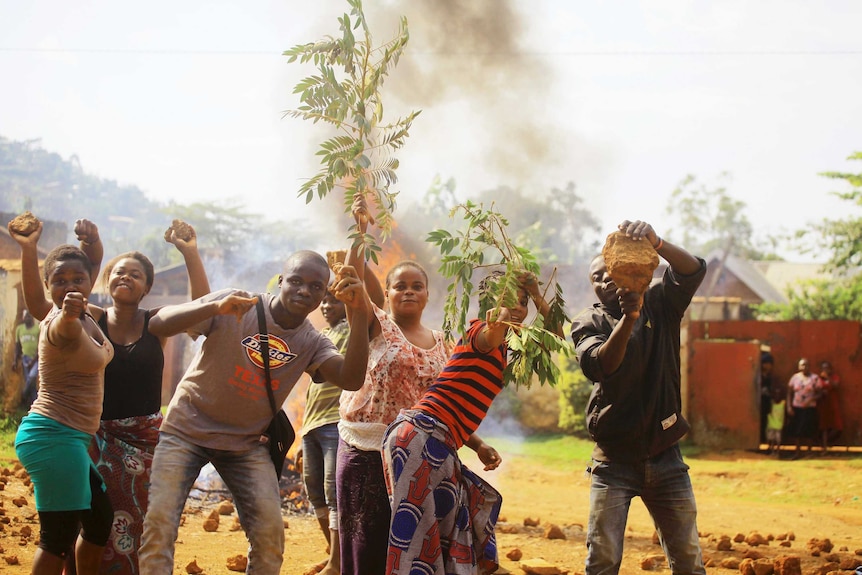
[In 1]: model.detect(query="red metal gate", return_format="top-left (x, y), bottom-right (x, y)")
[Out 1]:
top-left (688, 339), bottom-right (761, 449)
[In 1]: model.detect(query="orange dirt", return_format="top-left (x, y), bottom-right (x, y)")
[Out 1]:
top-left (1, 449), bottom-right (860, 575)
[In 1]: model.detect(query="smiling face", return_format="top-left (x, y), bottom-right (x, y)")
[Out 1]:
top-left (385, 264), bottom-right (429, 321)
top-left (505, 287), bottom-right (530, 324)
top-left (277, 252), bottom-right (329, 318)
top-left (46, 258), bottom-right (93, 307)
top-left (589, 255), bottom-right (620, 313)
top-left (108, 256), bottom-right (152, 304)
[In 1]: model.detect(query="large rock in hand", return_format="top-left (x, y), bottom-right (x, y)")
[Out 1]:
top-left (602, 231), bottom-right (659, 293)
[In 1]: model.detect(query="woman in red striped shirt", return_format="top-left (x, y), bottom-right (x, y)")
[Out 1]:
top-left (381, 271), bottom-right (558, 575)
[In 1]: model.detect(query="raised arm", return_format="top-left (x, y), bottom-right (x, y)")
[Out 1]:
top-left (519, 271), bottom-right (564, 337)
top-left (148, 293), bottom-right (257, 338)
top-left (617, 219), bottom-right (701, 276)
top-left (8, 221), bottom-right (52, 321)
top-left (74, 219), bottom-right (103, 284)
top-left (165, 222), bottom-right (211, 299)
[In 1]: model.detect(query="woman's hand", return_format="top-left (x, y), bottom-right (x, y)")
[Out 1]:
top-left (165, 223), bottom-right (199, 253)
top-left (61, 292), bottom-right (88, 319)
top-left (351, 192), bottom-right (375, 230)
top-left (476, 442), bottom-right (502, 471)
top-left (74, 219), bottom-right (100, 245)
top-left (8, 220), bottom-right (43, 247)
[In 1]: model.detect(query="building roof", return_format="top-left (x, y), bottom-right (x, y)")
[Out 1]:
top-left (704, 250), bottom-right (836, 305)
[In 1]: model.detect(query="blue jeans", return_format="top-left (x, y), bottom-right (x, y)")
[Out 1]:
top-left (586, 444), bottom-right (705, 575)
top-left (139, 432), bottom-right (284, 575)
top-left (301, 422), bottom-right (339, 527)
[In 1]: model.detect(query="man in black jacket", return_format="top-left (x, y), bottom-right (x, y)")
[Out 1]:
top-left (571, 219), bottom-right (707, 575)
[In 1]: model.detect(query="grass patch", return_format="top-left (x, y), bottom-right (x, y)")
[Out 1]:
top-left (0, 411), bottom-right (25, 463)
top-left (480, 433), bottom-right (594, 470)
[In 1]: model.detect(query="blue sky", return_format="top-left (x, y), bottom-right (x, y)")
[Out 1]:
top-left (1, 1), bottom-right (860, 260)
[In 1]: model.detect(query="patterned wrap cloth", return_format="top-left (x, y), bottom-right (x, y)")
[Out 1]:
top-left (89, 412), bottom-right (162, 574)
top-left (383, 409), bottom-right (501, 575)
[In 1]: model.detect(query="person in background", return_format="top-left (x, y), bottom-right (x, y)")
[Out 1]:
top-left (138, 251), bottom-right (370, 575)
top-left (816, 360), bottom-right (843, 454)
top-left (765, 385), bottom-right (786, 456)
top-left (15, 309), bottom-right (41, 409)
top-left (759, 352), bottom-right (776, 446)
top-left (786, 358), bottom-right (825, 460)
top-left (13, 244), bottom-right (114, 575)
top-left (571, 220), bottom-right (707, 575)
top-left (298, 285), bottom-right (349, 575)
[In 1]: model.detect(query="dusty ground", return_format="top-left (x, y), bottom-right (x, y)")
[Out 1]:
top-left (0, 448), bottom-right (860, 575)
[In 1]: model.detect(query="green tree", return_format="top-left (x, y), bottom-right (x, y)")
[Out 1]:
top-left (284, 0), bottom-right (419, 262)
top-left (754, 152), bottom-right (862, 320)
top-left (665, 173), bottom-right (777, 259)
top-left (556, 355), bottom-right (592, 437)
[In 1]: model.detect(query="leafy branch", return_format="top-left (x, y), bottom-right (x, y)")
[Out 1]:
top-left (283, 0), bottom-right (419, 262)
top-left (426, 201), bottom-right (573, 388)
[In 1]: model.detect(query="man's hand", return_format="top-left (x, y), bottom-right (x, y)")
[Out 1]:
top-left (332, 265), bottom-right (366, 307)
top-left (617, 287), bottom-right (644, 320)
top-left (618, 220), bottom-right (659, 248)
top-left (216, 295), bottom-right (258, 321)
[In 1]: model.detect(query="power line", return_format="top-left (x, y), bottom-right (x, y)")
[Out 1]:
top-left (0, 47), bottom-right (861, 57)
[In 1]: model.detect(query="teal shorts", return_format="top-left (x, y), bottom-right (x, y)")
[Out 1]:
top-left (15, 413), bottom-right (103, 512)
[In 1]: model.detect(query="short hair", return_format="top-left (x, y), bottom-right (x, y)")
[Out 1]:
top-left (385, 261), bottom-right (428, 289)
top-left (43, 245), bottom-right (92, 282)
top-left (285, 250), bottom-right (328, 273)
top-left (101, 251), bottom-right (155, 290)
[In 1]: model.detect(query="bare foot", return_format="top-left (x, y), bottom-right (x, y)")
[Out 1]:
top-left (319, 563), bottom-right (340, 575)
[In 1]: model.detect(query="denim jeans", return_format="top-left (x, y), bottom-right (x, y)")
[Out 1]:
top-left (139, 432), bottom-right (284, 575)
top-left (586, 444), bottom-right (705, 575)
top-left (301, 422), bottom-right (339, 527)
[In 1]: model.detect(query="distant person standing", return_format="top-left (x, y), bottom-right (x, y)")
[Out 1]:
top-left (759, 352), bottom-right (776, 445)
top-left (765, 386), bottom-right (786, 456)
top-left (15, 309), bottom-right (41, 409)
top-left (816, 361), bottom-right (843, 453)
top-left (786, 358), bottom-right (825, 459)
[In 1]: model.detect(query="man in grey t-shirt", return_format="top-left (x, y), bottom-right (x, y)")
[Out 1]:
top-left (139, 251), bottom-right (370, 575)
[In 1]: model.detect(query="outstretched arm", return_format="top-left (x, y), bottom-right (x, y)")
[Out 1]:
top-left (519, 271), bottom-right (564, 337)
top-left (148, 294), bottom-right (258, 338)
top-left (8, 221), bottom-right (52, 321)
top-left (165, 223), bottom-right (211, 299)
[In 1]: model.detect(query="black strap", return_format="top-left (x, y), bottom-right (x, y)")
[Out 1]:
top-left (255, 296), bottom-right (279, 417)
